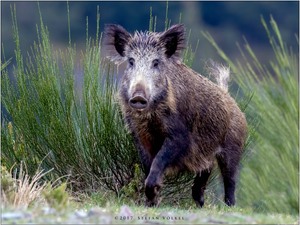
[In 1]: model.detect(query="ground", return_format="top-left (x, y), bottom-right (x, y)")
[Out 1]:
top-left (2, 204), bottom-right (298, 224)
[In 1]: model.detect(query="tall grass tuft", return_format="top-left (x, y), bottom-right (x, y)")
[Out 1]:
top-left (203, 16), bottom-right (299, 214)
top-left (1, 5), bottom-right (138, 195)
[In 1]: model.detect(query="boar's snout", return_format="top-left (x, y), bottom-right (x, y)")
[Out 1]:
top-left (129, 92), bottom-right (148, 110)
top-left (128, 83), bottom-right (149, 110)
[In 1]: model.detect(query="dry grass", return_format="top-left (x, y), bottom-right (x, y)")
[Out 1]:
top-left (1, 162), bottom-right (53, 209)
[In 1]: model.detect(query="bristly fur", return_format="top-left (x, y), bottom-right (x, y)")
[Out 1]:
top-left (103, 24), bottom-right (247, 208)
top-left (206, 60), bottom-right (230, 91)
top-left (103, 24), bottom-right (186, 64)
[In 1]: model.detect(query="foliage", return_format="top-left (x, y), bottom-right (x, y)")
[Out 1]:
top-left (1, 5), bottom-right (138, 195)
top-left (119, 164), bottom-right (144, 205)
top-left (203, 16), bottom-right (299, 214)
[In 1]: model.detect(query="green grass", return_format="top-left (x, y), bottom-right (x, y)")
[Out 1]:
top-left (1, 5), bottom-right (138, 194)
top-left (1, 3), bottom-right (298, 218)
top-left (203, 16), bottom-right (299, 215)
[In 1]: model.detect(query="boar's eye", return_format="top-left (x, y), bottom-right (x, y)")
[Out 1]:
top-left (152, 59), bottom-right (159, 68)
top-left (128, 57), bottom-right (135, 67)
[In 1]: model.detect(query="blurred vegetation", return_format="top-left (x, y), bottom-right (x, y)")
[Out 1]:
top-left (1, 1), bottom-right (298, 74)
top-left (1, 5), bottom-right (138, 194)
top-left (204, 16), bottom-right (299, 214)
top-left (43, 182), bottom-right (69, 210)
top-left (1, 2), bottom-right (299, 216)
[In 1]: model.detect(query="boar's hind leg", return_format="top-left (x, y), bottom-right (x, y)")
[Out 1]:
top-left (192, 168), bottom-right (212, 207)
top-left (216, 144), bottom-right (241, 206)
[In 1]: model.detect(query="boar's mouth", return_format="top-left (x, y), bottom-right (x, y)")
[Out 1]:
top-left (129, 95), bottom-right (148, 110)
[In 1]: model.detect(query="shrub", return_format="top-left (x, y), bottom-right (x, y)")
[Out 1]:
top-left (1, 5), bottom-right (138, 195)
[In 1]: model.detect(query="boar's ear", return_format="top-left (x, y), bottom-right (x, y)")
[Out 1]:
top-left (103, 24), bottom-right (131, 62)
top-left (160, 24), bottom-right (185, 58)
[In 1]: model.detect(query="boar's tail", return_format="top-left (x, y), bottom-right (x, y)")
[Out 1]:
top-left (207, 60), bottom-right (230, 91)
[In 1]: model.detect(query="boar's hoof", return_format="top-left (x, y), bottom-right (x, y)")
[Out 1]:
top-left (192, 190), bottom-right (205, 208)
top-left (145, 183), bottom-right (161, 207)
top-left (225, 197), bottom-right (235, 207)
top-left (194, 198), bottom-right (205, 208)
top-left (145, 196), bottom-right (161, 207)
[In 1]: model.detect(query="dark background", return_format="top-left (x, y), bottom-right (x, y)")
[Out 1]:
top-left (1, 1), bottom-right (299, 73)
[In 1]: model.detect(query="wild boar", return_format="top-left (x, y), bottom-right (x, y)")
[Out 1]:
top-left (103, 24), bottom-right (247, 207)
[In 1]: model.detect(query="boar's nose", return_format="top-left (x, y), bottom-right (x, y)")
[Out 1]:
top-left (129, 92), bottom-right (148, 110)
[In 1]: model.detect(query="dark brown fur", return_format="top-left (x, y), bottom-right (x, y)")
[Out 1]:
top-left (103, 24), bottom-right (247, 207)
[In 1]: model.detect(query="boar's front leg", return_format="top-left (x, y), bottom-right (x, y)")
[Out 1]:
top-left (144, 125), bottom-right (189, 207)
top-left (137, 145), bottom-right (152, 177)
top-left (132, 134), bottom-right (152, 176)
